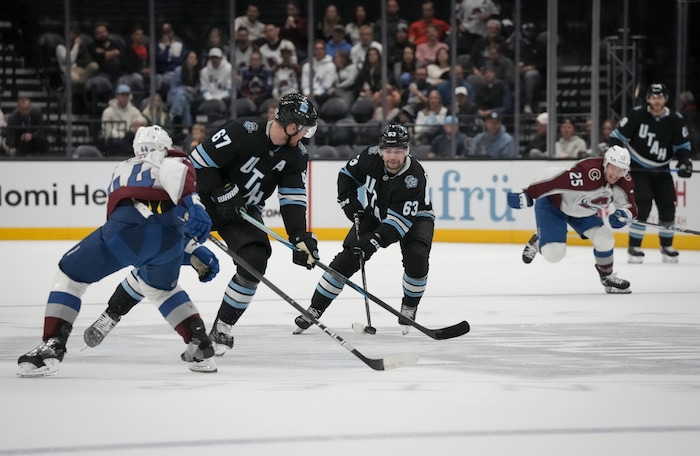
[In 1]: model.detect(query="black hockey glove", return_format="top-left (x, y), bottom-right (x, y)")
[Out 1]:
top-left (677, 159), bottom-right (693, 178)
top-left (290, 232), bottom-right (320, 269)
top-left (353, 233), bottom-right (381, 261)
top-left (212, 183), bottom-right (245, 222)
top-left (337, 192), bottom-right (365, 222)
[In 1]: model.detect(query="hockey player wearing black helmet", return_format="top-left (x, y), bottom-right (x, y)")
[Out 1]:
top-left (189, 92), bottom-right (320, 356)
top-left (610, 82), bottom-right (693, 264)
top-left (293, 124), bottom-right (436, 336)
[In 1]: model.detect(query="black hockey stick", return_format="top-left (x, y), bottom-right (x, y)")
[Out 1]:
top-left (632, 168), bottom-right (696, 175)
top-left (206, 235), bottom-right (418, 371)
top-left (353, 213), bottom-right (376, 335)
top-left (623, 219), bottom-right (700, 236)
top-left (241, 212), bottom-right (470, 340)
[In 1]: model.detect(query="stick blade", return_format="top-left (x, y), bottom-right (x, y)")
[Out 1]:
top-left (432, 320), bottom-right (471, 340)
top-left (352, 322), bottom-right (377, 335)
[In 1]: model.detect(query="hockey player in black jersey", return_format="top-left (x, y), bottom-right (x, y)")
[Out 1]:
top-left (610, 83), bottom-right (693, 263)
top-left (293, 124), bottom-right (435, 335)
top-left (188, 92), bottom-right (321, 355)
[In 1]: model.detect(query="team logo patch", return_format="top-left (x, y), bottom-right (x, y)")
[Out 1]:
top-left (588, 168), bottom-right (602, 181)
top-left (368, 145), bottom-right (380, 155)
top-left (243, 121), bottom-right (259, 133)
top-left (404, 175), bottom-right (418, 189)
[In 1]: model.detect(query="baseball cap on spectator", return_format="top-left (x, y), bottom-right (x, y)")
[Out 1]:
top-left (279, 41), bottom-right (295, 52)
top-left (445, 115), bottom-right (459, 125)
top-left (483, 111), bottom-right (500, 121)
top-left (208, 47), bottom-right (223, 58)
top-left (115, 84), bottom-right (131, 95)
top-left (333, 24), bottom-right (345, 33)
top-left (398, 104), bottom-right (416, 122)
top-left (536, 112), bottom-right (548, 124)
top-left (455, 86), bottom-right (468, 97)
top-left (522, 22), bottom-right (536, 31)
top-left (397, 21), bottom-right (409, 32)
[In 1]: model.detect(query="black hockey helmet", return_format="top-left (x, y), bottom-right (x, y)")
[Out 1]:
top-left (379, 124), bottom-right (410, 150)
top-left (646, 82), bottom-right (669, 99)
top-left (275, 93), bottom-right (318, 129)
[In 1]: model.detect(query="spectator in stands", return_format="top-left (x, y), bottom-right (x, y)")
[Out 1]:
top-left (168, 50), bottom-right (201, 129)
top-left (355, 47), bottom-right (383, 101)
top-left (345, 5), bottom-right (374, 46)
top-left (429, 115), bottom-right (468, 158)
top-left (302, 39), bottom-right (337, 106)
top-left (2, 98), bottom-right (49, 156)
top-left (331, 49), bottom-right (359, 106)
top-left (426, 47), bottom-right (451, 86)
top-left (470, 111), bottom-right (516, 158)
top-left (585, 118), bottom-right (615, 157)
top-left (453, 85), bottom-right (476, 116)
top-left (239, 50), bottom-right (272, 109)
top-left (385, 0), bottom-right (408, 50)
top-left (406, 65), bottom-right (433, 108)
top-left (56, 26), bottom-right (98, 89)
top-left (518, 22), bottom-right (545, 114)
top-left (281, 1), bottom-right (309, 62)
top-left (272, 41), bottom-right (302, 99)
top-left (88, 23), bottom-right (126, 86)
top-left (388, 21), bottom-right (414, 67)
top-left (554, 118), bottom-right (587, 159)
top-left (317, 4), bottom-right (343, 42)
top-left (408, 1), bottom-right (450, 46)
top-left (393, 45), bottom-right (417, 93)
top-left (235, 3), bottom-right (266, 43)
top-left (155, 22), bottom-right (186, 97)
top-left (233, 26), bottom-right (253, 73)
top-left (141, 93), bottom-right (174, 136)
top-left (326, 24), bottom-right (352, 59)
top-left (469, 19), bottom-right (509, 87)
top-left (474, 63), bottom-right (512, 117)
top-left (350, 25), bottom-right (383, 71)
top-left (259, 23), bottom-right (298, 71)
top-left (526, 112), bottom-right (548, 158)
top-left (122, 26), bottom-right (150, 94)
top-left (436, 64), bottom-right (475, 108)
top-left (679, 90), bottom-right (700, 156)
top-left (200, 47), bottom-right (232, 104)
top-left (416, 23), bottom-right (449, 68)
top-left (200, 27), bottom-right (230, 68)
top-left (456, 0), bottom-right (501, 55)
top-left (414, 89), bottom-right (447, 145)
top-left (182, 123), bottom-right (207, 152)
top-left (101, 84), bottom-right (147, 156)
top-left (485, 43), bottom-right (514, 87)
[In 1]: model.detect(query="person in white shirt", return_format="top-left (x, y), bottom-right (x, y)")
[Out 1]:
top-left (555, 118), bottom-right (587, 159)
top-left (234, 4), bottom-right (266, 43)
top-left (350, 24), bottom-right (383, 70)
top-left (259, 23), bottom-right (298, 70)
top-left (199, 48), bottom-right (232, 102)
top-left (301, 40), bottom-right (337, 105)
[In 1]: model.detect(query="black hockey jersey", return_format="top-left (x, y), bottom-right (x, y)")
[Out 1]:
top-left (338, 145), bottom-right (434, 246)
top-left (189, 118), bottom-right (308, 238)
top-left (610, 106), bottom-right (692, 169)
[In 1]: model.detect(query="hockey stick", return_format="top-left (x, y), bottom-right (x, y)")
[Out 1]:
top-left (353, 213), bottom-right (376, 335)
top-left (624, 219), bottom-right (700, 236)
top-left (632, 168), bottom-right (696, 175)
top-left (206, 235), bottom-right (418, 371)
top-left (240, 212), bottom-right (470, 340)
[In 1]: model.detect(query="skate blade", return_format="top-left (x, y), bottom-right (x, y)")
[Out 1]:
top-left (292, 326), bottom-right (307, 335)
top-left (17, 360), bottom-right (60, 378)
top-left (400, 325), bottom-right (410, 335)
top-left (188, 359), bottom-right (218, 373)
top-left (627, 255), bottom-right (644, 264)
top-left (661, 256), bottom-right (679, 264)
top-left (604, 287), bottom-right (632, 294)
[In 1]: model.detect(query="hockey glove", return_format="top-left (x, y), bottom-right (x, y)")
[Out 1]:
top-left (179, 194), bottom-right (212, 242)
top-left (190, 245), bottom-right (220, 282)
top-left (353, 233), bottom-right (381, 261)
top-left (609, 208), bottom-right (633, 229)
top-left (212, 183), bottom-right (246, 223)
top-left (507, 192), bottom-right (534, 209)
top-left (677, 159), bottom-right (693, 178)
top-left (337, 192), bottom-right (365, 222)
top-left (290, 232), bottom-right (320, 269)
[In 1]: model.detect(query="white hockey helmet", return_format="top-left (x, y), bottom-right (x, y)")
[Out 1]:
top-left (132, 125), bottom-right (173, 157)
top-left (604, 145), bottom-right (631, 171)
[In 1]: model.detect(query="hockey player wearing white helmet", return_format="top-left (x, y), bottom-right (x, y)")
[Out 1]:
top-left (18, 126), bottom-right (218, 377)
top-left (507, 145), bottom-right (638, 294)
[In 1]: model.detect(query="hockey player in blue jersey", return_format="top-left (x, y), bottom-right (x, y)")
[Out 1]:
top-left (293, 124), bottom-right (435, 335)
top-left (17, 125), bottom-right (217, 377)
top-left (188, 92), bottom-right (321, 355)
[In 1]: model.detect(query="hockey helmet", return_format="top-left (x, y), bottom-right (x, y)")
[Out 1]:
top-left (379, 124), bottom-right (411, 151)
top-left (133, 125), bottom-right (173, 157)
top-left (604, 145), bottom-right (631, 172)
top-left (275, 93), bottom-right (318, 138)
top-left (646, 82), bottom-right (669, 100)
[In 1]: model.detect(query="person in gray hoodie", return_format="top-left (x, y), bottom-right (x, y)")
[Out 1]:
top-left (469, 111), bottom-right (516, 159)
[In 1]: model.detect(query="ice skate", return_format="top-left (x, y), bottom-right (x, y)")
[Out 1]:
top-left (17, 338), bottom-right (67, 378)
top-left (627, 246), bottom-right (644, 264)
top-left (208, 317), bottom-right (234, 356)
top-left (181, 338), bottom-right (217, 373)
top-left (293, 307), bottom-right (322, 334)
top-left (522, 233), bottom-right (539, 264)
top-left (660, 246), bottom-right (679, 264)
top-left (399, 304), bottom-right (417, 335)
top-left (600, 273), bottom-right (631, 294)
top-left (83, 310), bottom-right (121, 347)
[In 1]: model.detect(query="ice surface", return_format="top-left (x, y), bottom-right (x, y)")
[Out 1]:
top-left (1, 240), bottom-right (699, 455)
